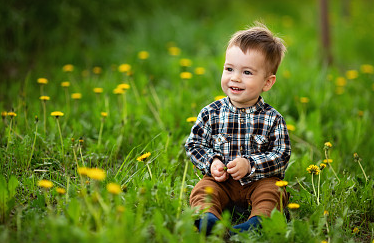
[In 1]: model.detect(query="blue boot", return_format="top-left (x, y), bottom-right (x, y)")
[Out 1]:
top-left (231, 216), bottom-right (261, 234)
top-left (199, 212), bottom-right (219, 236)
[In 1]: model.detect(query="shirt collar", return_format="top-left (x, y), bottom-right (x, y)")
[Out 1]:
top-left (223, 96), bottom-right (265, 114)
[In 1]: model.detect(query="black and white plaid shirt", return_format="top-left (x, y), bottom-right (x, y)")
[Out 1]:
top-left (185, 96), bottom-right (291, 185)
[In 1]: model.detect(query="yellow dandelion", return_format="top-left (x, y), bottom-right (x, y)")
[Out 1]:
top-left (7, 112), bottom-right (17, 117)
top-left (194, 67), bottom-right (206, 75)
top-left (300, 97), bottom-right (309, 104)
top-left (346, 70), bottom-right (358, 80)
top-left (113, 88), bottom-right (125, 94)
top-left (101, 112), bottom-right (108, 117)
top-left (87, 168), bottom-right (106, 181)
top-left (180, 72), bottom-right (193, 79)
top-left (137, 152), bottom-right (151, 162)
top-left (324, 142), bottom-right (332, 148)
top-left (180, 58), bottom-right (192, 67)
top-left (352, 227), bottom-right (359, 234)
top-left (275, 180), bottom-right (288, 187)
top-left (319, 163), bottom-right (327, 170)
top-left (321, 241), bottom-right (328, 243)
top-left (360, 64), bottom-right (374, 74)
top-left (92, 66), bottom-right (102, 74)
top-left (186, 117), bottom-right (197, 123)
top-left (37, 78), bottom-right (48, 84)
top-left (335, 77), bottom-right (347, 87)
top-left (168, 46), bottom-right (181, 56)
top-left (39, 96), bottom-right (50, 101)
top-left (118, 63), bottom-right (131, 73)
top-left (287, 203), bottom-right (300, 209)
top-left (282, 70), bottom-right (291, 79)
top-left (61, 81), bottom-right (70, 87)
top-left (56, 187), bottom-right (66, 195)
top-left (71, 93), bottom-right (82, 99)
top-left (1, 111), bottom-right (7, 118)
top-left (117, 83), bottom-right (130, 90)
top-left (323, 159), bottom-right (333, 163)
top-left (116, 205), bottom-right (125, 213)
top-left (214, 95), bottom-right (226, 101)
top-left (38, 179), bottom-right (53, 189)
top-left (93, 87), bottom-right (103, 94)
top-left (204, 186), bottom-right (214, 195)
top-left (138, 51), bottom-right (149, 60)
top-left (51, 111), bottom-right (64, 117)
top-left (323, 210), bottom-right (329, 216)
top-left (287, 124), bottom-right (296, 131)
top-left (106, 183), bottom-right (122, 195)
top-left (77, 167), bottom-right (89, 176)
top-left (307, 165), bottom-right (320, 175)
top-left (62, 64), bottom-right (74, 72)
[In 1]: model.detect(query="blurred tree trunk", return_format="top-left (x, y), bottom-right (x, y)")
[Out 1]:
top-left (320, 0), bottom-right (333, 65)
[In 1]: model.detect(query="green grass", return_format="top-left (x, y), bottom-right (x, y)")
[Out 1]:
top-left (1, 0), bottom-right (374, 242)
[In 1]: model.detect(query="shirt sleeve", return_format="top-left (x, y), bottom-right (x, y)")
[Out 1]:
top-left (185, 108), bottom-right (223, 176)
top-left (242, 115), bottom-right (291, 181)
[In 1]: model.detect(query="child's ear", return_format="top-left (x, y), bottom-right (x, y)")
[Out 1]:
top-left (262, 75), bottom-right (276, 92)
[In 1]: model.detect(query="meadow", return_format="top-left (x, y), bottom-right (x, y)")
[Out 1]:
top-left (1, 0), bottom-right (374, 242)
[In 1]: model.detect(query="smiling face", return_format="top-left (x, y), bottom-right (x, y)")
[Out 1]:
top-left (221, 45), bottom-right (276, 108)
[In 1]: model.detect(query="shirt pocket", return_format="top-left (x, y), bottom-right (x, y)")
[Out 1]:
top-left (212, 134), bottom-right (231, 156)
top-left (249, 134), bottom-right (269, 153)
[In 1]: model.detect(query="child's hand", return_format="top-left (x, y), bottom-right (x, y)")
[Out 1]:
top-left (227, 158), bottom-right (251, 180)
top-left (211, 158), bottom-right (229, 182)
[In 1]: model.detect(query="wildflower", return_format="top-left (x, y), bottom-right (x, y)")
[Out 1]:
top-left (324, 142), bottom-right (332, 149)
top-left (360, 64), bottom-right (374, 74)
top-left (93, 87), bottom-right (103, 94)
top-left (307, 165), bottom-right (320, 175)
top-left (321, 241), bottom-right (328, 243)
top-left (323, 159), bottom-right (333, 163)
top-left (101, 112), bottom-right (108, 118)
top-left (282, 70), bottom-right (291, 79)
top-left (61, 81), bottom-right (70, 87)
top-left (168, 46), bottom-right (181, 56)
top-left (287, 203), bottom-right (300, 209)
top-left (275, 180), bottom-right (288, 187)
top-left (186, 117), bottom-right (197, 123)
top-left (138, 51), bottom-right (149, 60)
top-left (204, 186), bottom-right (214, 195)
top-left (77, 167), bottom-right (89, 176)
top-left (194, 67), bottom-right (206, 75)
top-left (79, 137), bottom-right (84, 144)
top-left (62, 64), bottom-right (74, 72)
top-left (113, 88), bottom-right (125, 94)
top-left (56, 187), bottom-right (66, 195)
top-left (353, 153), bottom-right (368, 182)
top-left (319, 163), bottom-right (327, 170)
top-left (346, 70), bottom-right (358, 80)
top-left (335, 77), bottom-right (347, 87)
top-left (7, 112), bottom-right (17, 117)
top-left (87, 168), bottom-right (106, 181)
top-left (214, 95), bottom-right (226, 101)
top-left (353, 153), bottom-right (360, 162)
top-left (1, 111), bottom-right (7, 118)
top-left (51, 111), bottom-right (64, 118)
top-left (116, 205), bottom-right (125, 213)
top-left (180, 72), bottom-right (193, 79)
top-left (137, 152), bottom-right (151, 162)
top-left (92, 66), bottom-right (102, 74)
top-left (299, 97), bottom-right (309, 104)
top-left (117, 83), bottom-right (130, 90)
top-left (352, 227), bottom-right (359, 234)
top-left (323, 210), bottom-right (329, 216)
top-left (71, 93), bottom-right (82, 99)
top-left (106, 183), bottom-right (122, 195)
top-left (39, 96), bottom-right (50, 101)
top-left (118, 64), bottom-right (131, 73)
top-left (37, 78), bottom-right (48, 84)
top-left (38, 179), bottom-right (53, 189)
top-left (179, 58), bottom-right (192, 67)
top-left (287, 124), bottom-right (296, 131)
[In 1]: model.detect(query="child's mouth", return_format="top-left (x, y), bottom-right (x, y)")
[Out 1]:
top-left (230, 87), bottom-right (244, 92)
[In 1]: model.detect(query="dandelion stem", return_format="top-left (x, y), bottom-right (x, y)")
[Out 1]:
top-left (357, 160), bottom-right (368, 182)
top-left (324, 149), bottom-right (340, 183)
top-left (311, 174), bottom-right (318, 205)
top-left (27, 122), bottom-right (38, 170)
top-left (79, 144), bottom-right (86, 167)
top-left (6, 118), bottom-right (13, 152)
top-left (56, 118), bottom-right (64, 160)
top-left (98, 119), bottom-right (104, 146)
top-left (42, 101), bottom-right (47, 134)
top-left (176, 159), bottom-right (189, 219)
top-left (146, 163), bottom-right (153, 179)
top-left (317, 172), bottom-right (321, 205)
top-left (279, 189), bottom-right (283, 214)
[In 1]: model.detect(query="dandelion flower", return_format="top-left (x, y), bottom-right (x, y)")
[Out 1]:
top-left (275, 180), bottom-right (288, 187)
top-left (71, 93), bottom-right (82, 99)
top-left (117, 205), bottom-right (125, 213)
top-left (38, 179), bottom-right (53, 189)
top-left (62, 64), bottom-right (74, 72)
top-left (51, 111), bottom-right (64, 117)
top-left (39, 96), bottom-right (50, 101)
top-left (335, 77), bottom-right (347, 87)
top-left (319, 163), bottom-right (327, 170)
top-left (106, 183), bottom-right (122, 195)
top-left (7, 112), bottom-right (17, 117)
top-left (204, 186), bottom-right (214, 195)
top-left (194, 67), bottom-right (206, 75)
top-left (117, 83), bottom-right (130, 90)
top-left (168, 46), bottom-right (181, 56)
top-left (93, 87), bottom-right (103, 94)
top-left (323, 210), bottom-right (329, 216)
top-left (352, 227), bottom-right (359, 234)
top-left (92, 66), bottom-right (102, 74)
top-left (287, 124), bottom-right (296, 131)
top-left (138, 51), bottom-right (150, 60)
top-left (186, 117), bottom-right (197, 123)
top-left (137, 152), bottom-right (151, 162)
top-left (77, 167), bottom-right (89, 176)
top-left (324, 142), bottom-right (332, 148)
top-left (37, 78), bottom-right (48, 84)
top-left (346, 70), bottom-right (358, 80)
top-left (323, 159), bottom-right (333, 163)
top-left (118, 64), bottom-right (131, 73)
top-left (61, 81), bottom-right (70, 87)
top-left (287, 203), bottom-right (300, 209)
top-left (101, 112), bottom-right (108, 117)
top-left (360, 64), bottom-right (374, 74)
top-left (300, 97), bottom-right (309, 104)
top-left (214, 95), bottom-right (226, 101)
top-left (1, 111), bottom-right (7, 118)
top-left (180, 58), bottom-right (192, 67)
top-left (307, 165), bottom-right (320, 175)
top-left (180, 72), bottom-right (192, 79)
top-left (113, 88), bottom-right (125, 94)
top-left (87, 168), bottom-right (106, 181)
top-left (56, 187), bottom-right (66, 194)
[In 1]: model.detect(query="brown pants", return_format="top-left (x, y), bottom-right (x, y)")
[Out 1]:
top-left (190, 176), bottom-right (288, 219)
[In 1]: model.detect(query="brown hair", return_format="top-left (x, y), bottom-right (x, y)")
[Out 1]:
top-left (227, 22), bottom-right (286, 75)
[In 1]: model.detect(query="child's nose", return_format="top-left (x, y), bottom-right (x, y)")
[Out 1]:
top-left (231, 73), bottom-right (241, 82)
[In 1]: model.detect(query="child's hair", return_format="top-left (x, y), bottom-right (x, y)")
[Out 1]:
top-left (227, 22), bottom-right (286, 75)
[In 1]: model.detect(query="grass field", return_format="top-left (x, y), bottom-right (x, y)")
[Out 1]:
top-left (1, 0), bottom-right (374, 242)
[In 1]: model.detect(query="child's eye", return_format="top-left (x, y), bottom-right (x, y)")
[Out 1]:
top-left (225, 67), bottom-right (233, 72)
top-left (244, 70), bottom-right (252, 75)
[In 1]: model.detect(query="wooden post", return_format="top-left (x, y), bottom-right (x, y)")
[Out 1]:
top-left (320, 0), bottom-right (333, 65)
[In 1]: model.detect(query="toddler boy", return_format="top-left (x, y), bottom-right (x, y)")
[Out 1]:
top-left (185, 23), bottom-right (291, 235)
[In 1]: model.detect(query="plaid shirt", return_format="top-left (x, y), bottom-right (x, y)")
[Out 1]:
top-left (185, 96), bottom-right (291, 185)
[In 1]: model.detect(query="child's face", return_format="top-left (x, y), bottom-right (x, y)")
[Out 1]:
top-left (221, 45), bottom-right (275, 108)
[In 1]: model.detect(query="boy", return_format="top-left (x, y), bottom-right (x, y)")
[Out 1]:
top-left (185, 23), bottom-right (291, 235)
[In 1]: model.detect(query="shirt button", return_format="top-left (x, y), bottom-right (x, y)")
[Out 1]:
top-left (240, 119), bottom-right (245, 124)
top-left (241, 108), bottom-right (246, 113)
